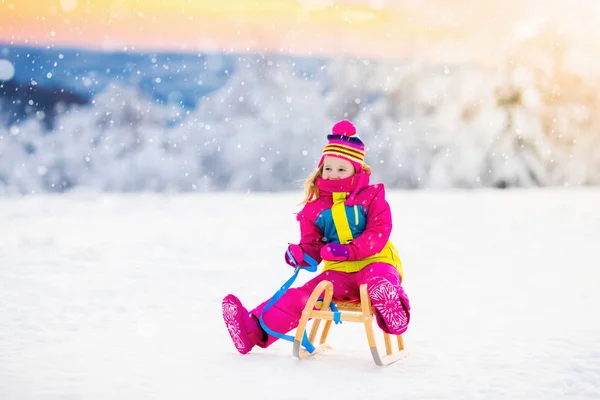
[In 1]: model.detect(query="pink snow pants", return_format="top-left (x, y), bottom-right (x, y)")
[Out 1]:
top-left (250, 262), bottom-right (411, 348)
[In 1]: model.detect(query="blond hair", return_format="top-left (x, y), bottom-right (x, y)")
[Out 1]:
top-left (300, 163), bottom-right (372, 205)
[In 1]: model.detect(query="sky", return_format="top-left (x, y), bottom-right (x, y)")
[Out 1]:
top-left (0, 0), bottom-right (424, 57)
top-left (2, 0), bottom-right (600, 63)
top-left (0, 189), bottom-right (598, 399)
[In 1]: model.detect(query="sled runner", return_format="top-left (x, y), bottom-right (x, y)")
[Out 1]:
top-left (292, 280), bottom-right (407, 366)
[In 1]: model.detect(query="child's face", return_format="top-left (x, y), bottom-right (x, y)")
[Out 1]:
top-left (322, 156), bottom-right (355, 180)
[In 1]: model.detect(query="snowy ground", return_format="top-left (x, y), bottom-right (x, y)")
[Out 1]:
top-left (1, 189), bottom-right (599, 399)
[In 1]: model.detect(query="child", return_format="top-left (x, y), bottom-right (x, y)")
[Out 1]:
top-left (222, 120), bottom-right (411, 355)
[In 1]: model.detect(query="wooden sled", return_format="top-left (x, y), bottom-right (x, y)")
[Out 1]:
top-left (292, 280), bottom-right (407, 366)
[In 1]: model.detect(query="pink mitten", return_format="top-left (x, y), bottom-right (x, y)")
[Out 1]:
top-left (284, 244), bottom-right (305, 267)
top-left (320, 243), bottom-right (349, 261)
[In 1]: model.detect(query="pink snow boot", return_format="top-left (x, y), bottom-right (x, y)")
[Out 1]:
top-left (367, 277), bottom-right (411, 335)
top-left (222, 294), bottom-right (265, 355)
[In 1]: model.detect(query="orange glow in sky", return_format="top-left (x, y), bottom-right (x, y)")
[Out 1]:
top-left (1, 1), bottom-right (403, 55)
top-left (0, 0), bottom-right (486, 60)
top-left (1, 0), bottom-right (599, 66)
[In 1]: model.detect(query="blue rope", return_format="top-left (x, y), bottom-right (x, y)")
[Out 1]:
top-left (313, 297), bottom-right (342, 325)
top-left (330, 301), bottom-right (342, 325)
top-left (259, 249), bottom-right (319, 353)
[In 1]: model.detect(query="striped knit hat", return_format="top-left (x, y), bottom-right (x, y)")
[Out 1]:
top-left (317, 120), bottom-right (365, 171)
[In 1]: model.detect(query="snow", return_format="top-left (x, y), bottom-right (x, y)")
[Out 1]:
top-left (0, 59), bottom-right (15, 81)
top-left (2, 46), bottom-right (600, 194)
top-left (1, 188), bottom-right (599, 399)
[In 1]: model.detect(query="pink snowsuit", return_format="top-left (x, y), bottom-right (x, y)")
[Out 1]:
top-left (250, 171), bottom-right (411, 348)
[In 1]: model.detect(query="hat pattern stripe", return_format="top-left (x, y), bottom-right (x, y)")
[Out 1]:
top-left (324, 143), bottom-right (365, 156)
top-left (323, 144), bottom-right (365, 160)
top-left (327, 139), bottom-right (364, 151)
top-left (322, 150), bottom-right (364, 164)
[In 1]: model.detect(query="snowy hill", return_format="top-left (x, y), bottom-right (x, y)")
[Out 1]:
top-left (0, 189), bottom-right (598, 399)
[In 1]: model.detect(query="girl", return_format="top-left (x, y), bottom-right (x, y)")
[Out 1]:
top-left (222, 120), bottom-right (411, 355)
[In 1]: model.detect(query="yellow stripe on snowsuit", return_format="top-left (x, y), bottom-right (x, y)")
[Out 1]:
top-left (331, 192), bottom-right (353, 244)
top-left (323, 191), bottom-right (404, 281)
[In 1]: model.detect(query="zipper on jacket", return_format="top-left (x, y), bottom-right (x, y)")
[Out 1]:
top-left (354, 205), bottom-right (359, 225)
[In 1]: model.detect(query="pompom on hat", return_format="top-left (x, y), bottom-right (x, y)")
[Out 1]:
top-left (317, 120), bottom-right (365, 172)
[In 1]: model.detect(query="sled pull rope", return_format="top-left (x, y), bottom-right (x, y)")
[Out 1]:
top-left (259, 250), bottom-right (318, 353)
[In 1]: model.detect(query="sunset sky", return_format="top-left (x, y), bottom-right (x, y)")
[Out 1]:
top-left (0, 0), bottom-right (413, 56)
top-left (1, 0), bottom-right (599, 63)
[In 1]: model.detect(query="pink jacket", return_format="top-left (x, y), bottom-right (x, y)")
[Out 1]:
top-left (294, 171), bottom-right (400, 274)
